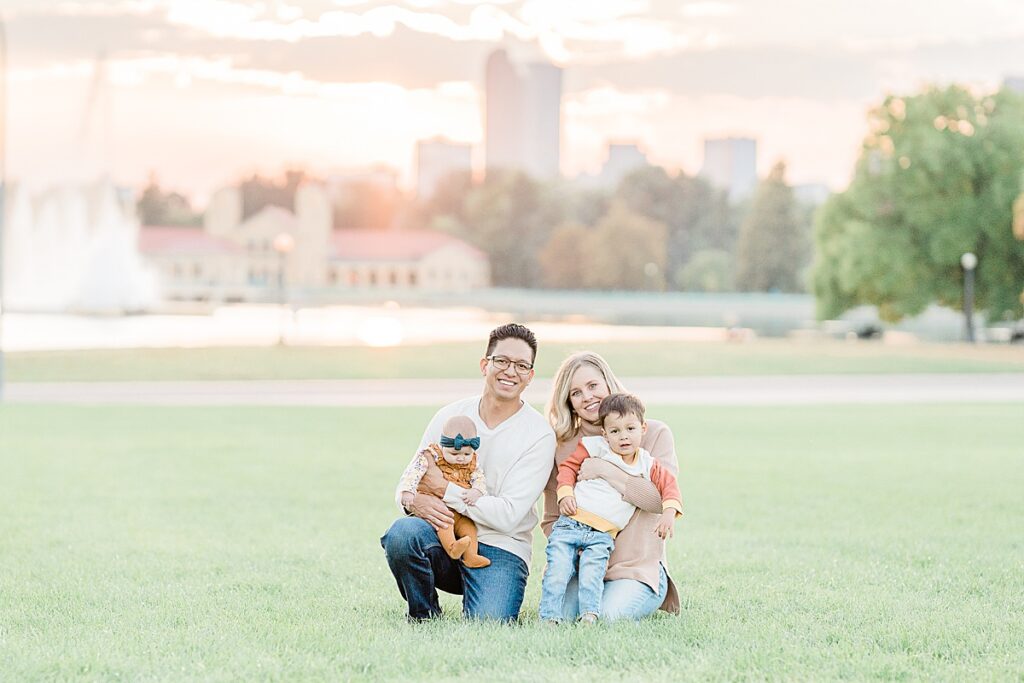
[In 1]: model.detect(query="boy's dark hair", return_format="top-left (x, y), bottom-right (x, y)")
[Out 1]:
top-left (486, 323), bottom-right (538, 362)
top-left (598, 393), bottom-right (646, 425)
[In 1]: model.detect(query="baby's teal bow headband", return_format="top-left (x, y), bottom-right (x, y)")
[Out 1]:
top-left (440, 434), bottom-right (480, 450)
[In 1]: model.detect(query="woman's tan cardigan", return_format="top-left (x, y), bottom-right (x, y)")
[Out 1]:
top-left (541, 418), bottom-right (680, 614)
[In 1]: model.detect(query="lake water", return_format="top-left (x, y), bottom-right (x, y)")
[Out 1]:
top-left (2, 304), bottom-right (732, 351)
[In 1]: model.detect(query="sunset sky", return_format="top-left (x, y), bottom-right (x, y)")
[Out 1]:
top-left (5, 0), bottom-right (1024, 204)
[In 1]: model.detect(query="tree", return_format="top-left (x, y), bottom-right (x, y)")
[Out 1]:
top-left (137, 174), bottom-right (201, 226)
top-left (332, 179), bottom-right (405, 230)
top-left (538, 222), bottom-right (593, 289)
top-left (676, 249), bottom-right (735, 292)
top-left (735, 162), bottom-right (810, 292)
top-left (399, 170), bottom-right (474, 232)
top-left (424, 170), bottom-right (474, 224)
top-left (814, 85), bottom-right (1024, 322)
top-left (239, 170), bottom-right (311, 220)
top-left (434, 170), bottom-right (566, 287)
top-left (616, 166), bottom-right (735, 289)
top-left (564, 186), bottom-right (611, 227)
top-left (584, 202), bottom-right (668, 291)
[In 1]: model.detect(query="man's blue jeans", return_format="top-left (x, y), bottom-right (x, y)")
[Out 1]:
top-left (380, 517), bottom-right (528, 622)
top-left (538, 516), bottom-right (615, 621)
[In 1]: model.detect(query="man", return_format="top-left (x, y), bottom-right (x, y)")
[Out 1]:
top-left (380, 323), bottom-right (556, 621)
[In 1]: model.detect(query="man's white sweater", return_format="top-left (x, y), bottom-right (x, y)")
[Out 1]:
top-left (395, 395), bottom-right (556, 565)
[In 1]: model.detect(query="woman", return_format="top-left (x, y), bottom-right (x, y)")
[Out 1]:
top-left (542, 351), bottom-right (680, 621)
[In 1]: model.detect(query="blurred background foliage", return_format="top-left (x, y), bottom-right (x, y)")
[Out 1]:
top-left (814, 85), bottom-right (1024, 322)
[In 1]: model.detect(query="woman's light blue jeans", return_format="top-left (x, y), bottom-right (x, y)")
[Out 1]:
top-left (559, 564), bottom-right (668, 621)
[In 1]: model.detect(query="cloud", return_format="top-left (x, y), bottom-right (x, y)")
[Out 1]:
top-left (685, 0), bottom-right (1024, 51)
top-left (234, 27), bottom-right (502, 87)
top-left (157, 1), bottom-right (536, 43)
top-left (561, 35), bottom-right (1024, 100)
top-left (680, 2), bottom-right (737, 18)
top-left (568, 46), bottom-right (884, 100)
top-left (5, 10), bottom-right (506, 87)
top-left (9, 1), bottom-right (702, 72)
top-left (11, 2), bottom-right (1024, 103)
top-left (8, 0), bottom-right (1024, 202)
top-left (6, 56), bottom-right (483, 194)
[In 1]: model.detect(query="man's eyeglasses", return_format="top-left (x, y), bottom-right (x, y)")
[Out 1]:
top-left (486, 355), bottom-right (534, 375)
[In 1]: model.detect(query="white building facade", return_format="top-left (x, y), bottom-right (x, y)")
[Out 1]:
top-left (140, 185), bottom-right (490, 302)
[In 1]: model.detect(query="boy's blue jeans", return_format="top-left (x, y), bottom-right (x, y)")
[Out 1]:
top-left (539, 516), bottom-right (615, 621)
top-left (380, 517), bottom-right (528, 622)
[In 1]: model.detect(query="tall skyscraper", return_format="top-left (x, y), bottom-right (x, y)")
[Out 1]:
top-left (415, 139), bottom-right (472, 199)
top-left (484, 50), bottom-right (562, 179)
top-left (700, 137), bottom-right (758, 202)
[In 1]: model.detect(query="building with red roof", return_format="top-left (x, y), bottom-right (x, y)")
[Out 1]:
top-left (138, 185), bottom-right (490, 302)
top-left (328, 229), bottom-right (488, 289)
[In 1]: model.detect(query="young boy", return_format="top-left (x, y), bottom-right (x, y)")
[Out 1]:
top-left (538, 393), bottom-right (681, 624)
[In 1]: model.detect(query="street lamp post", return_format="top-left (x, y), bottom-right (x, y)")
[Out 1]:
top-left (272, 232), bottom-right (295, 345)
top-left (961, 252), bottom-right (977, 343)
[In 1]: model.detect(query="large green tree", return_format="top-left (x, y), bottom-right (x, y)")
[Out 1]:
top-left (814, 86), bottom-right (1024, 322)
top-left (735, 162), bottom-right (810, 292)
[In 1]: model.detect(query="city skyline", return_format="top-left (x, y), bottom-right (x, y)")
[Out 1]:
top-left (485, 49), bottom-right (562, 179)
top-left (5, 0), bottom-right (1024, 204)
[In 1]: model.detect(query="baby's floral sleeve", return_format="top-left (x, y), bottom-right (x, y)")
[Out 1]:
top-left (469, 468), bottom-right (487, 495)
top-left (398, 449), bottom-right (431, 494)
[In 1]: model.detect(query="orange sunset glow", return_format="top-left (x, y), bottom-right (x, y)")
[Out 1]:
top-left (3, 0), bottom-right (1023, 202)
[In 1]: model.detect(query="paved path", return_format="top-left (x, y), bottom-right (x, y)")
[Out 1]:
top-left (5, 374), bottom-right (1023, 406)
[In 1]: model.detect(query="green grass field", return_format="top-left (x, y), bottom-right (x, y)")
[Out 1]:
top-left (2, 403), bottom-right (1022, 681)
top-left (7, 340), bottom-right (1024, 381)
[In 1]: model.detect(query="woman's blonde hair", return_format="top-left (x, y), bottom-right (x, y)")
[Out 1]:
top-left (546, 351), bottom-right (627, 444)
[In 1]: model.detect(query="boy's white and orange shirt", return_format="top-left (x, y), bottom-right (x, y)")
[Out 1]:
top-left (555, 436), bottom-right (682, 536)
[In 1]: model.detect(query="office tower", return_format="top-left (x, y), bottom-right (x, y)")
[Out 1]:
top-left (484, 50), bottom-right (562, 179)
top-left (700, 137), bottom-right (758, 201)
top-left (416, 139), bottom-right (472, 199)
top-left (600, 143), bottom-right (650, 187)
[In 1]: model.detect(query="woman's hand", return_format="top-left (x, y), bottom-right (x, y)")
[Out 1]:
top-left (578, 457), bottom-right (629, 495)
top-left (463, 489), bottom-right (483, 506)
top-left (407, 492), bottom-right (455, 530)
top-left (418, 457), bottom-right (449, 497)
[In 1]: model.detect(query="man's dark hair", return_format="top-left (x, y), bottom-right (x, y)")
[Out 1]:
top-left (486, 323), bottom-right (538, 362)
top-left (598, 393), bottom-right (646, 425)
